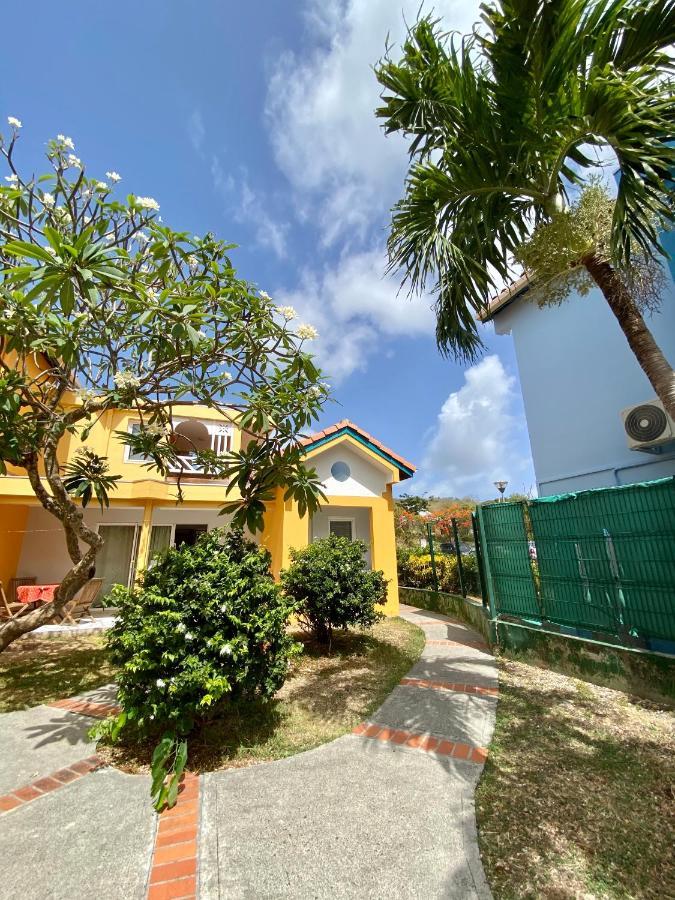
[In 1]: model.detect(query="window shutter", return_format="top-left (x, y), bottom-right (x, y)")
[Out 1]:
top-left (329, 520), bottom-right (353, 540)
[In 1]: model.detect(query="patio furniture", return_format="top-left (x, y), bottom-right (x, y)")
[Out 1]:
top-left (8, 576), bottom-right (36, 605)
top-left (0, 581), bottom-right (30, 619)
top-left (16, 583), bottom-right (59, 605)
top-left (55, 578), bottom-right (103, 626)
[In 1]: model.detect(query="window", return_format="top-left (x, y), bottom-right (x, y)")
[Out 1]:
top-left (329, 519), bottom-right (353, 540)
top-left (127, 423), bottom-right (149, 462)
top-left (330, 460), bottom-right (351, 482)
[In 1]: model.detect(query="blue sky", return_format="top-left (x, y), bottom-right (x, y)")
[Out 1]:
top-left (2, 0), bottom-right (536, 500)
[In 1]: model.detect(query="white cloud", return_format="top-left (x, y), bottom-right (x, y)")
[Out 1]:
top-left (274, 246), bottom-right (435, 382)
top-left (417, 355), bottom-right (533, 497)
top-left (265, 0), bottom-right (481, 246)
top-left (211, 156), bottom-right (289, 260)
top-left (188, 109), bottom-right (206, 154)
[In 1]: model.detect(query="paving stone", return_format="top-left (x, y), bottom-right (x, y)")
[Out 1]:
top-left (0, 768), bottom-right (155, 900)
top-left (0, 705), bottom-right (98, 795)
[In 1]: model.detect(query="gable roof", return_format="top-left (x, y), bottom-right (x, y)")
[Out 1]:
top-left (479, 273), bottom-right (533, 323)
top-left (299, 419), bottom-right (416, 480)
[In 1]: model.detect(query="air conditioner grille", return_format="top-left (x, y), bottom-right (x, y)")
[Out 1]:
top-left (624, 404), bottom-right (668, 443)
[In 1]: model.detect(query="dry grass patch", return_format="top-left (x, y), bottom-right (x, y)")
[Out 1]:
top-left (98, 616), bottom-right (425, 773)
top-left (0, 634), bottom-right (116, 713)
top-left (476, 656), bottom-right (675, 900)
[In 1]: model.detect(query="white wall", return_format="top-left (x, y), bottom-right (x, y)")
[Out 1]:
top-left (310, 444), bottom-right (390, 497)
top-left (16, 505), bottom-right (233, 583)
top-left (494, 282), bottom-right (675, 495)
top-left (17, 505), bottom-right (145, 583)
top-left (310, 506), bottom-right (372, 566)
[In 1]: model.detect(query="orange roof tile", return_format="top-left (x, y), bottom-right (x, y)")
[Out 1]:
top-left (300, 419), bottom-right (415, 478)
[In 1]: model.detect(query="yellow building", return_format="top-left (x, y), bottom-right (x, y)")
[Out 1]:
top-left (0, 412), bottom-right (415, 615)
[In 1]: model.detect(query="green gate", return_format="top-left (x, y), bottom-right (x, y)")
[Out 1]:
top-left (477, 477), bottom-right (675, 648)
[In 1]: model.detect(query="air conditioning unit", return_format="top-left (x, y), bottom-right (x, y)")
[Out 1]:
top-left (621, 399), bottom-right (675, 450)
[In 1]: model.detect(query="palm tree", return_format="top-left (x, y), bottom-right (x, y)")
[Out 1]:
top-left (375, 0), bottom-right (675, 418)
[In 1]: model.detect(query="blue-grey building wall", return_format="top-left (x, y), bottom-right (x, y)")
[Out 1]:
top-left (492, 271), bottom-right (675, 496)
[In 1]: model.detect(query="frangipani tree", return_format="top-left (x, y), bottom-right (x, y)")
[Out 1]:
top-left (0, 119), bottom-right (327, 650)
top-left (375, 0), bottom-right (675, 417)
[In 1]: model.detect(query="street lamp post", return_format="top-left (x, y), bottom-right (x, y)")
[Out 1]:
top-left (494, 480), bottom-right (508, 502)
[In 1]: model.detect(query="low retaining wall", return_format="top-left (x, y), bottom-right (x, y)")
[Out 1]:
top-left (400, 586), bottom-right (675, 704)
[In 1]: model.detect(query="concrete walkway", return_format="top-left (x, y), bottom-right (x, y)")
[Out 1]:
top-left (0, 604), bottom-right (497, 899)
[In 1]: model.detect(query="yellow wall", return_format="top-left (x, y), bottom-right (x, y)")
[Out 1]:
top-left (0, 504), bottom-right (29, 589)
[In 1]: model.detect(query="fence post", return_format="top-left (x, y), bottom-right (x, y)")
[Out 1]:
top-left (452, 518), bottom-right (466, 598)
top-left (471, 512), bottom-right (487, 607)
top-left (426, 521), bottom-right (439, 593)
top-left (475, 505), bottom-right (497, 621)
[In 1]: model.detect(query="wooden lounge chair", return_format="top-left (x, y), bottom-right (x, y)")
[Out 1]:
top-left (0, 581), bottom-right (30, 619)
top-left (55, 578), bottom-right (103, 626)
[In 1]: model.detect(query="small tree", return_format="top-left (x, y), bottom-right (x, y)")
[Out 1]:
top-left (105, 528), bottom-right (300, 809)
top-left (0, 121), bottom-right (327, 651)
top-left (281, 535), bottom-right (387, 648)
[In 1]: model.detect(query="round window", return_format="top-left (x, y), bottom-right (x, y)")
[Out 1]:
top-left (330, 460), bottom-right (351, 482)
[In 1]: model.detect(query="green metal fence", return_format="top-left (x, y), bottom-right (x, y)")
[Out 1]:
top-left (476, 477), bottom-right (675, 651)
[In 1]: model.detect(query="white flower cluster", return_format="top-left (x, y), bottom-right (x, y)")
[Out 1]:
top-left (176, 622), bottom-right (187, 633)
top-left (106, 171), bottom-right (121, 183)
top-left (296, 323), bottom-right (318, 341)
top-left (187, 255), bottom-right (199, 272)
top-left (52, 206), bottom-right (71, 223)
top-left (66, 153), bottom-right (82, 169)
top-left (95, 181), bottom-right (108, 191)
top-left (7, 116), bottom-right (21, 129)
top-left (57, 134), bottom-right (75, 150)
top-left (144, 422), bottom-right (168, 438)
top-left (219, 644), bottom-right (233, 657)
top-left (4, 174), bottom-right (18, 186)
top-left (156, 678), bottom-right (166, 688)
top-left (136, 196), bottom-right (160, 211)
top-left (276, 305), bottom-right (297, 321)
top-left (135, 231), bottom-right (150, 244)
top-left (113, 370), bottom-right (141, 391)
top-left (42, 192), bottom-right (55, 208)
top-left (259, 290), bottom-right (271, 301)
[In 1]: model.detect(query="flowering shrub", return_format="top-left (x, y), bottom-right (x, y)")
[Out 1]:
top-left (398, 549), bottom-right (481, 597)
top-left (281, 535), bottom-right (387, 647)
top-left (104, 528), bottom-right (299, 807)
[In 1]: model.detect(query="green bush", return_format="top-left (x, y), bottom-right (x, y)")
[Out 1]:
top-left (106, 528), bottom-right (299, 735)
top-left (281, 535), bottom-right (387, 646)
top-left (397, 548), bottom-right (481, 597)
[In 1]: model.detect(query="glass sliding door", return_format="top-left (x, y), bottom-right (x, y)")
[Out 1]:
top-left (148, 525), bottom-right (172, 567)
top-left (96, 525), bottom-right (139, 603)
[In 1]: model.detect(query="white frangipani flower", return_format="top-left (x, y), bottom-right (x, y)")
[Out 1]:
top-left (4, 173), bottom-right (18, 185)
top-left (7, 116), bottom-right (21, 129)
top-left (297, 323), bottom-right (318, 341)
top-left (57, 134), bottom-right (75, 150)
top-left (187, 255), bottom-right (198, 272)
top-left (113, 370), bottom-right (141, 391)
top-left (185, 632), bottom-right (194, 641)
top-left (66, 153), bottom-right (82, 169)
top-left (45, 246), bottom-right (57, 256)
top-left (95, 181), bottom-right (108, 191)
top-left (219, 644), bottom-right (233, 657)
top-left (106, 171), bottom-right (121, 182)
top-left (42, 192), bottom-right (55, 208)
top-left (176, 622), bottom-right (187, 633)
top-left (156, 678), bottom-right (166, 688)
top-left (136, 231), bottom-right (150, 244)
top-left (259, 290), bottom-right (271, 301)
top-left (276, 305), bottom-right (297, 321)
top-left (136, 196), bottom-right (160, 211)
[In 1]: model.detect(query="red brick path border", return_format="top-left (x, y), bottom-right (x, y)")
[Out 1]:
top-left (426, 638), bottom-right (489, 651)
top-left (147, 773), bottom-right (201, 900)
top-left (0, 755), bottom-right (104, 815)
top-left (400, 677), bottom-right (498, 697)
top-left (352, 723), bottom-right (488, 765)
top-left (49, 697), bottom-right (121, 719)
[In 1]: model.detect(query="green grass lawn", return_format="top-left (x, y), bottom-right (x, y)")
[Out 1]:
top-left (0, 634), bottom-right (117, 713)
top-left (98, 616), bottom-right (425, 773)
top-left (476, 655), bottom-right (675, 899)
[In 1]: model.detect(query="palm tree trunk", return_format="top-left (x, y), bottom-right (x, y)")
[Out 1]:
top-left (582, 253), bottom-right (675, 421)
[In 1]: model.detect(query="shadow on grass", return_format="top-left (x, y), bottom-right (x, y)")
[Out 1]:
top-left (476, 659), bottom-right (675, 899)
top-left (0, 638), bottom-right (116, 714)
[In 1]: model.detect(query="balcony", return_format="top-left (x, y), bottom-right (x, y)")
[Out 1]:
top-left (128, 417), bottom-right (233, 478)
